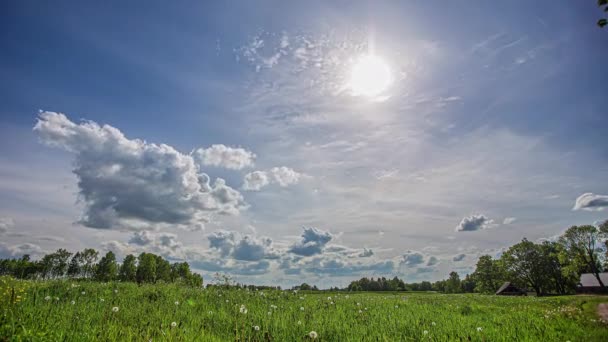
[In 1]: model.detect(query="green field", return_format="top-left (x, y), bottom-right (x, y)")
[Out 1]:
top-left (2, 278), bottom-right (607, 341)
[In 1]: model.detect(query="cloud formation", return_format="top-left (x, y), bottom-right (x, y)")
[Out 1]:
top-left (455, 214), bottom-right (495, 232)
top-left (400, 251), bottom-right (426, 267)
top-left (242, 167), bottom-right (301, 191)
top-left (453, 253), bottom-right (466, 262)
top-left (502, 217), bottom-right (517, 224)
top-left (0, 242), bottom-right (43, 259)
top-left (207, 230), bottom-right (275, 261)
top-left (0, 217), bottom-right (14, 234)
top-left (194, 144), bottom-right (255, 170)
top-left (34, 111), bottom-right (246, 230)
top-left (573, 193), bottom-right (608, 211)
top-left (288, 227), bottom-right (333, 256)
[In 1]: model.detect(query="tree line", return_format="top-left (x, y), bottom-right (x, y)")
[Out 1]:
top-left (0, 249), bottom-right (203, 287)
top-left (345, 221), bottom-right (608, 296)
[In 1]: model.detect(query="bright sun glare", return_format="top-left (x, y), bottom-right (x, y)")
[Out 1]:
top-left (349, 54), bottom-right (393, 97)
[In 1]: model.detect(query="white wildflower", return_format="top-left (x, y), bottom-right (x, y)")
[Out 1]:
top-left (431, 322), bottom-right (436, 326)
top-left (477, 327), bottom-right (482, 332)
top-left (44, 296), bottom-right (51, 301)
top-left (423, 330), bottom-right (428, 335)
top-left (100, 298), bottom-right (105, 302)
top-left (112, 306), bottom-right (119, 312)
top-left (297, 320), bottom-right (302, 325)
top-left (240, 304), bottom-right (248, 314)
top-left (171, 322), bottom-right (177, 328)
top-left (309, 331), bottom-right (318, 339)
top-left (175, 301), bottom-right (179, 306)
top-left (254, 325), bottom-right (260, 331)
top-left (81, 291), bottom-right (86, 295)
top-left (71, 300), bottom-right (76, 305)
top-left (300, 306), bottom-right (305, 311)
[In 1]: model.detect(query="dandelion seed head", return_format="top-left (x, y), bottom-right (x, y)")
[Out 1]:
top-left (309, 331), bottom-right (318, 339)
top-left (112, 306), bottom-right (119, 312)
top-left (254, 325), bottom-right (260, 331)
top-left (171, 322), bottom-right (177, 328)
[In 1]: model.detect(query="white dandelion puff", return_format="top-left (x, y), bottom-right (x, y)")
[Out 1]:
top-left (114, 289), bottom-right (118, 294)
top-left (308, 331), bottom-right (318, 339)
top-left (171, 322), bottom-right (177, 328)
top-left (71, 300), bottom-right (76, 305)
top-left (240, 304), bottom-right (248, 314)
top-left (431, 322), bottom-right (436, 326)
top-left (297, 320), bottom-right (302, 325)
top-left (175, 301), bottom-right (179, 306)
top-left (300, 306), bottom-right (305, 311)
top-left (44, 296), bottom-right (51, 301)
top-left (477, 327), bottom-right (482, 332)
top-left (112, 306), bottom-right (119, 312)
top-left (423, 330), bottom-right (428, 335)
top-left (254, 325), bottom-right (260, 331)
top-left (81, 291), bottom-right (86, 295)
top-left (100, 298), bottom-right (105, 302)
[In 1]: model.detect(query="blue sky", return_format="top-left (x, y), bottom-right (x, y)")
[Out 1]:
top-left (1, 1), bottom-right (607, 287)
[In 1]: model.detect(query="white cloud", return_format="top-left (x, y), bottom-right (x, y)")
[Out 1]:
top-left (194, 144), bottom-right (255, 170)
top-left (242, 171), bottom-right (269, 191)
top-left (455, 214), bottom-right (496, 232)
top-left (573, 193), bottom-right (608, 211)
top-left (0, 217), bottom-right (14, 234)
top-left (34, 111), bottom-right (246, 230)
top-left (289, 227), bottom-right (333, 256)
top-left (207, 230), bottom-right (275, 261)
top-left (0, 242), bottom-right (43, 259)
top-left (242, 166), bottom-right (302, 191)
top-left (502, 217), bottom-right (517, 225)
top-left (400, 251), bottom-right (426, 267)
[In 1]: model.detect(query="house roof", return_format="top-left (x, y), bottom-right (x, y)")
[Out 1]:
top-left (495, 282), bottom-right (523, 294)
top-left (579, 273), bottom-right (608, 287)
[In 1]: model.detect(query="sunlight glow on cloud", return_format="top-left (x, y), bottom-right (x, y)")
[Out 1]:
top-left (34, 111), bottom-right (246, 230)
top-left (573, 193), bottom-right (608, 211)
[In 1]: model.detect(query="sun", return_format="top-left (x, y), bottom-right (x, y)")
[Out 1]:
top-left (348, 54), bottom-right (393, 97)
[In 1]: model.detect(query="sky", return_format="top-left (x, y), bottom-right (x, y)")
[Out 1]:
top-left (1, 1), bottom-right (607, 288)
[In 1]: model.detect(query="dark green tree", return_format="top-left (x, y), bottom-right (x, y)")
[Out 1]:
top-left (95, 251), bottom-right (118, 282)
top-left (559, 225), bottom-right (606, 290)
top-left (136, 252), bottom-right (157, 284)
top-left (119, 254), bottom-right (137, 282)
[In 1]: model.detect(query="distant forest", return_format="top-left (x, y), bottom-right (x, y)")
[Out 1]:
top-left (1, 222), bottom-right (606, 296)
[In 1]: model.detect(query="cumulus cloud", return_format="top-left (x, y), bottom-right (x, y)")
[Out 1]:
top-left (288, 227), bottom-right (333, 256)
top-left (207, 230), bottom-right (275, 261)
top-left (455, 214), bottom-right (496, 232)
top-left (426, 256), bottom-right (439, 266)
top-left (502, 217), bottom-right (517, 224)
top-left (400, 251), bottom-right (426, 267)
top-left (453, 253), bottom-right (466, 262)
top-left (194, 144), bottom-right (255, 170)
top-left (0, 242), bottom-right (43, 259)
top-left (573, 193), bottom-right (608, 211)
top-left (102, 231), bottom-right (184, 259)
top-left (34, 111), bottom-right (246, 230)
top-left (0, 217), bottom-right (14, 234)
top-left (242, 171), bottom-right (270, 191)
top-left (242, 166), bottom-right (302, 191)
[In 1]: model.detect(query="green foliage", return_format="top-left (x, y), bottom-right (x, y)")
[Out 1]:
top-left (94, 251), bottom-right (118, 282)
top-left (599, 0), bottom-right (608, 27)
top-left (2, 281), bottom-right (608, 341)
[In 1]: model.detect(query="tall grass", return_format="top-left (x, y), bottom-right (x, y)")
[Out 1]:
top-left (1, 277), bottom-right (607, 341)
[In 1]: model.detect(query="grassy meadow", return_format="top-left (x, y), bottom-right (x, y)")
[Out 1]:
top-left (2, 277), bottom-right (608, 341)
